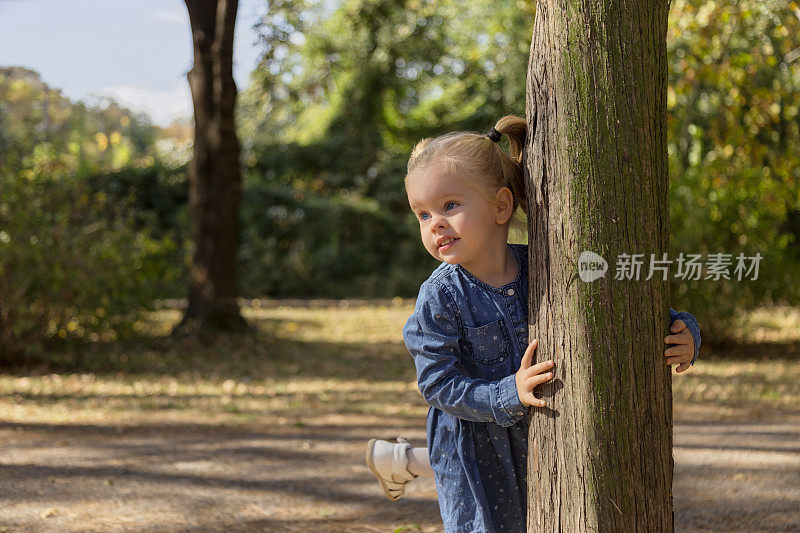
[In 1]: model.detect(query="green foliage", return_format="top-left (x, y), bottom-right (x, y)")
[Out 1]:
top-left (0, 67), bottom-right (184, 359)
top-left (238, 0), bottom-right (534, 296)
top-left (86, 162), bottom-right (189, 240)
top-left (0, 172), bottom-right (178, 362)
top-left (667, 0), bottom-right (800, 333)
top-left (239, 178), bottom-right (437, 297)
top-left (0, 67), bottom-right (158, 179)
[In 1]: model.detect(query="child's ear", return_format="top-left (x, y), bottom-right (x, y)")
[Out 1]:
top-left (494, 187), bottom-right (514, 224)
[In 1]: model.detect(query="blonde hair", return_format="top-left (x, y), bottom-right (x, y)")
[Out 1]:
top-left (405, 115), bottom-right (528, 235)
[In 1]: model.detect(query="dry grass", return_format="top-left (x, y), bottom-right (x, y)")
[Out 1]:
top-left (1, 303), bottom-right (798, 426)
top-left (0, 300), bottom-right (425, 426)
top-left (724, 305), bottom-right (800, 344)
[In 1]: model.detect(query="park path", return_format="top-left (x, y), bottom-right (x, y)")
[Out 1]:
top-left (1, 414), bottom-right (798, 532)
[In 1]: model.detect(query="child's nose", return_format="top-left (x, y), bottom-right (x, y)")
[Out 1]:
top-left (430, 214), bottom-right (448, 228)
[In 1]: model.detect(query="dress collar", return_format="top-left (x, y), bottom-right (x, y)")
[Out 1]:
top-left (456, 243), bottom-right (524, 294)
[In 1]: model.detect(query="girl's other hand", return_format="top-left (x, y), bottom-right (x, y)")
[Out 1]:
top-left (515, 339), bottom-right (555, 407)
top-left (665, 319), bottom-right (694, 373)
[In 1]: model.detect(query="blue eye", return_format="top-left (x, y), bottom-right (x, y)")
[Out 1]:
top-left (420, 213), bottom-right (430, 221)
top-left (446, 202), bottom-right (457, 210)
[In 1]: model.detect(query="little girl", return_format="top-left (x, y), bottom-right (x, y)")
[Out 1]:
top-left (365, 115), bottom-right (702, 532)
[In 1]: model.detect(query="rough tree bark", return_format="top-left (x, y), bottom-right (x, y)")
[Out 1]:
top-left (173, 0), bottom-right (248, 336)
top-left (525, 1), bottom-right (673, 531)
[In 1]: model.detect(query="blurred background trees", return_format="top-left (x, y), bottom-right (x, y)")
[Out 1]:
top-left (0, 67), bottom-right (185, 360)
top-left (667, 0), bottom-right (800, 338)
top-left (236, 0), bottom-right (534, 298)
top-left (2, 0), bottom-right (799, 359)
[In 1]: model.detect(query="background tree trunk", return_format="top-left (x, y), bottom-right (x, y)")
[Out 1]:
top-left (525, 1), bottom-right (673, 530)
top-left (173, 0), bottom-right (248, 336)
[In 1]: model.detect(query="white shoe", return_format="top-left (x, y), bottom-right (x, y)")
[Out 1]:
top-left (365, 437), bottom-right (418, 501)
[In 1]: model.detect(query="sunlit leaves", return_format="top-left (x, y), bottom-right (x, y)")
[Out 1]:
top-left (668, 0), bottom-right (800, 327)
top-left (0, 68), bottom-right (161, 181)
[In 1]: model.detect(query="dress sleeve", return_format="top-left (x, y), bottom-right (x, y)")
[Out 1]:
top-left (403, 280), bottom-right (526, 427)
top-left (669, 308), bottom-right (702, 365)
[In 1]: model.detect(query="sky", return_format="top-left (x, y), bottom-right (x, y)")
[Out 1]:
top-left (0, 0), bottom-right (266, 126)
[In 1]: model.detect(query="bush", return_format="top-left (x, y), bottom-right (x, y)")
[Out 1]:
top-left (238, 179), bottom-right (438, 298)
top-left (0, 172), bottom-right (179, 362)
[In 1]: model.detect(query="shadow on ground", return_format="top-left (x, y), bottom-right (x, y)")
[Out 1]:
top-left (1, 417), bottom-right (798, 532)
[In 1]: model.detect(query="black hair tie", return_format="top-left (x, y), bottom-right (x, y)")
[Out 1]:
top-left (487, 127), bottom-right (502, 142)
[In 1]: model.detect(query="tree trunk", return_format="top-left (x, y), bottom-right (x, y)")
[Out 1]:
top-left (525, 1), bottom-right (673, 531)
top-left (173, 0), bottom-right (248, 336)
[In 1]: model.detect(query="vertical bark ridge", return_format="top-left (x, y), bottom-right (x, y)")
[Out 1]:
top-left (527, 1), bottom-right (673, 530)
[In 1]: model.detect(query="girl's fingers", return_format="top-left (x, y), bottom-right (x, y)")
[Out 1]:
top-left (664, 345), bottom-right (691, 357)
top-left (665, 331), bottom-right (692, 345)
top-left (666, 354), bottom-right (691, 366)
top-left (525, 359), bottom-right (554, 378)
top-left (526, 372), bottom-right (553, 388)
top-left (675, 361), bottom-right (691, 373)
top-left (671, 319), bottom-right (687, 333)
top-left (519, 339), bottom-right (538, 370)
top-left (664, 332), bottom-right (687, 344)
top-left (525, 394), bottom-right (546, 408)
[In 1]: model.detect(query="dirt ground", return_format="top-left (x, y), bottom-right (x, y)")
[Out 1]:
top-left (3, 302), bottom-right (799, 531)
top-left (1, 411), bottom-right (799, 533)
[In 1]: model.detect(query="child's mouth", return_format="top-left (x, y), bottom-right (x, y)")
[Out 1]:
top-left (439, 238), bottom-right (458, 251)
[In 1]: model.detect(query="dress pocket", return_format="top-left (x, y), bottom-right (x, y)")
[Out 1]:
top-left (464, 318), bottom-right (511, 365)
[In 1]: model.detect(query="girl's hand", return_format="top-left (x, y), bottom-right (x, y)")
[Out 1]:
top-left (515, 339), bottom-right (555, 407)
top-left (665, 319), bottom-right (695, 373)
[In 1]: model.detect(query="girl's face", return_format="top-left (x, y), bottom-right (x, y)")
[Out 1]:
top-left (406, 165), bottom-right (508, 266)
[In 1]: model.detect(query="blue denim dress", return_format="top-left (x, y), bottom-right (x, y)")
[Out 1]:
top-left (402, 243), bottom-right (701, 532)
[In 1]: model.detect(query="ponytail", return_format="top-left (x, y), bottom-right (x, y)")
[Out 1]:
top-left (490, 115), bottom-right (528, 218)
